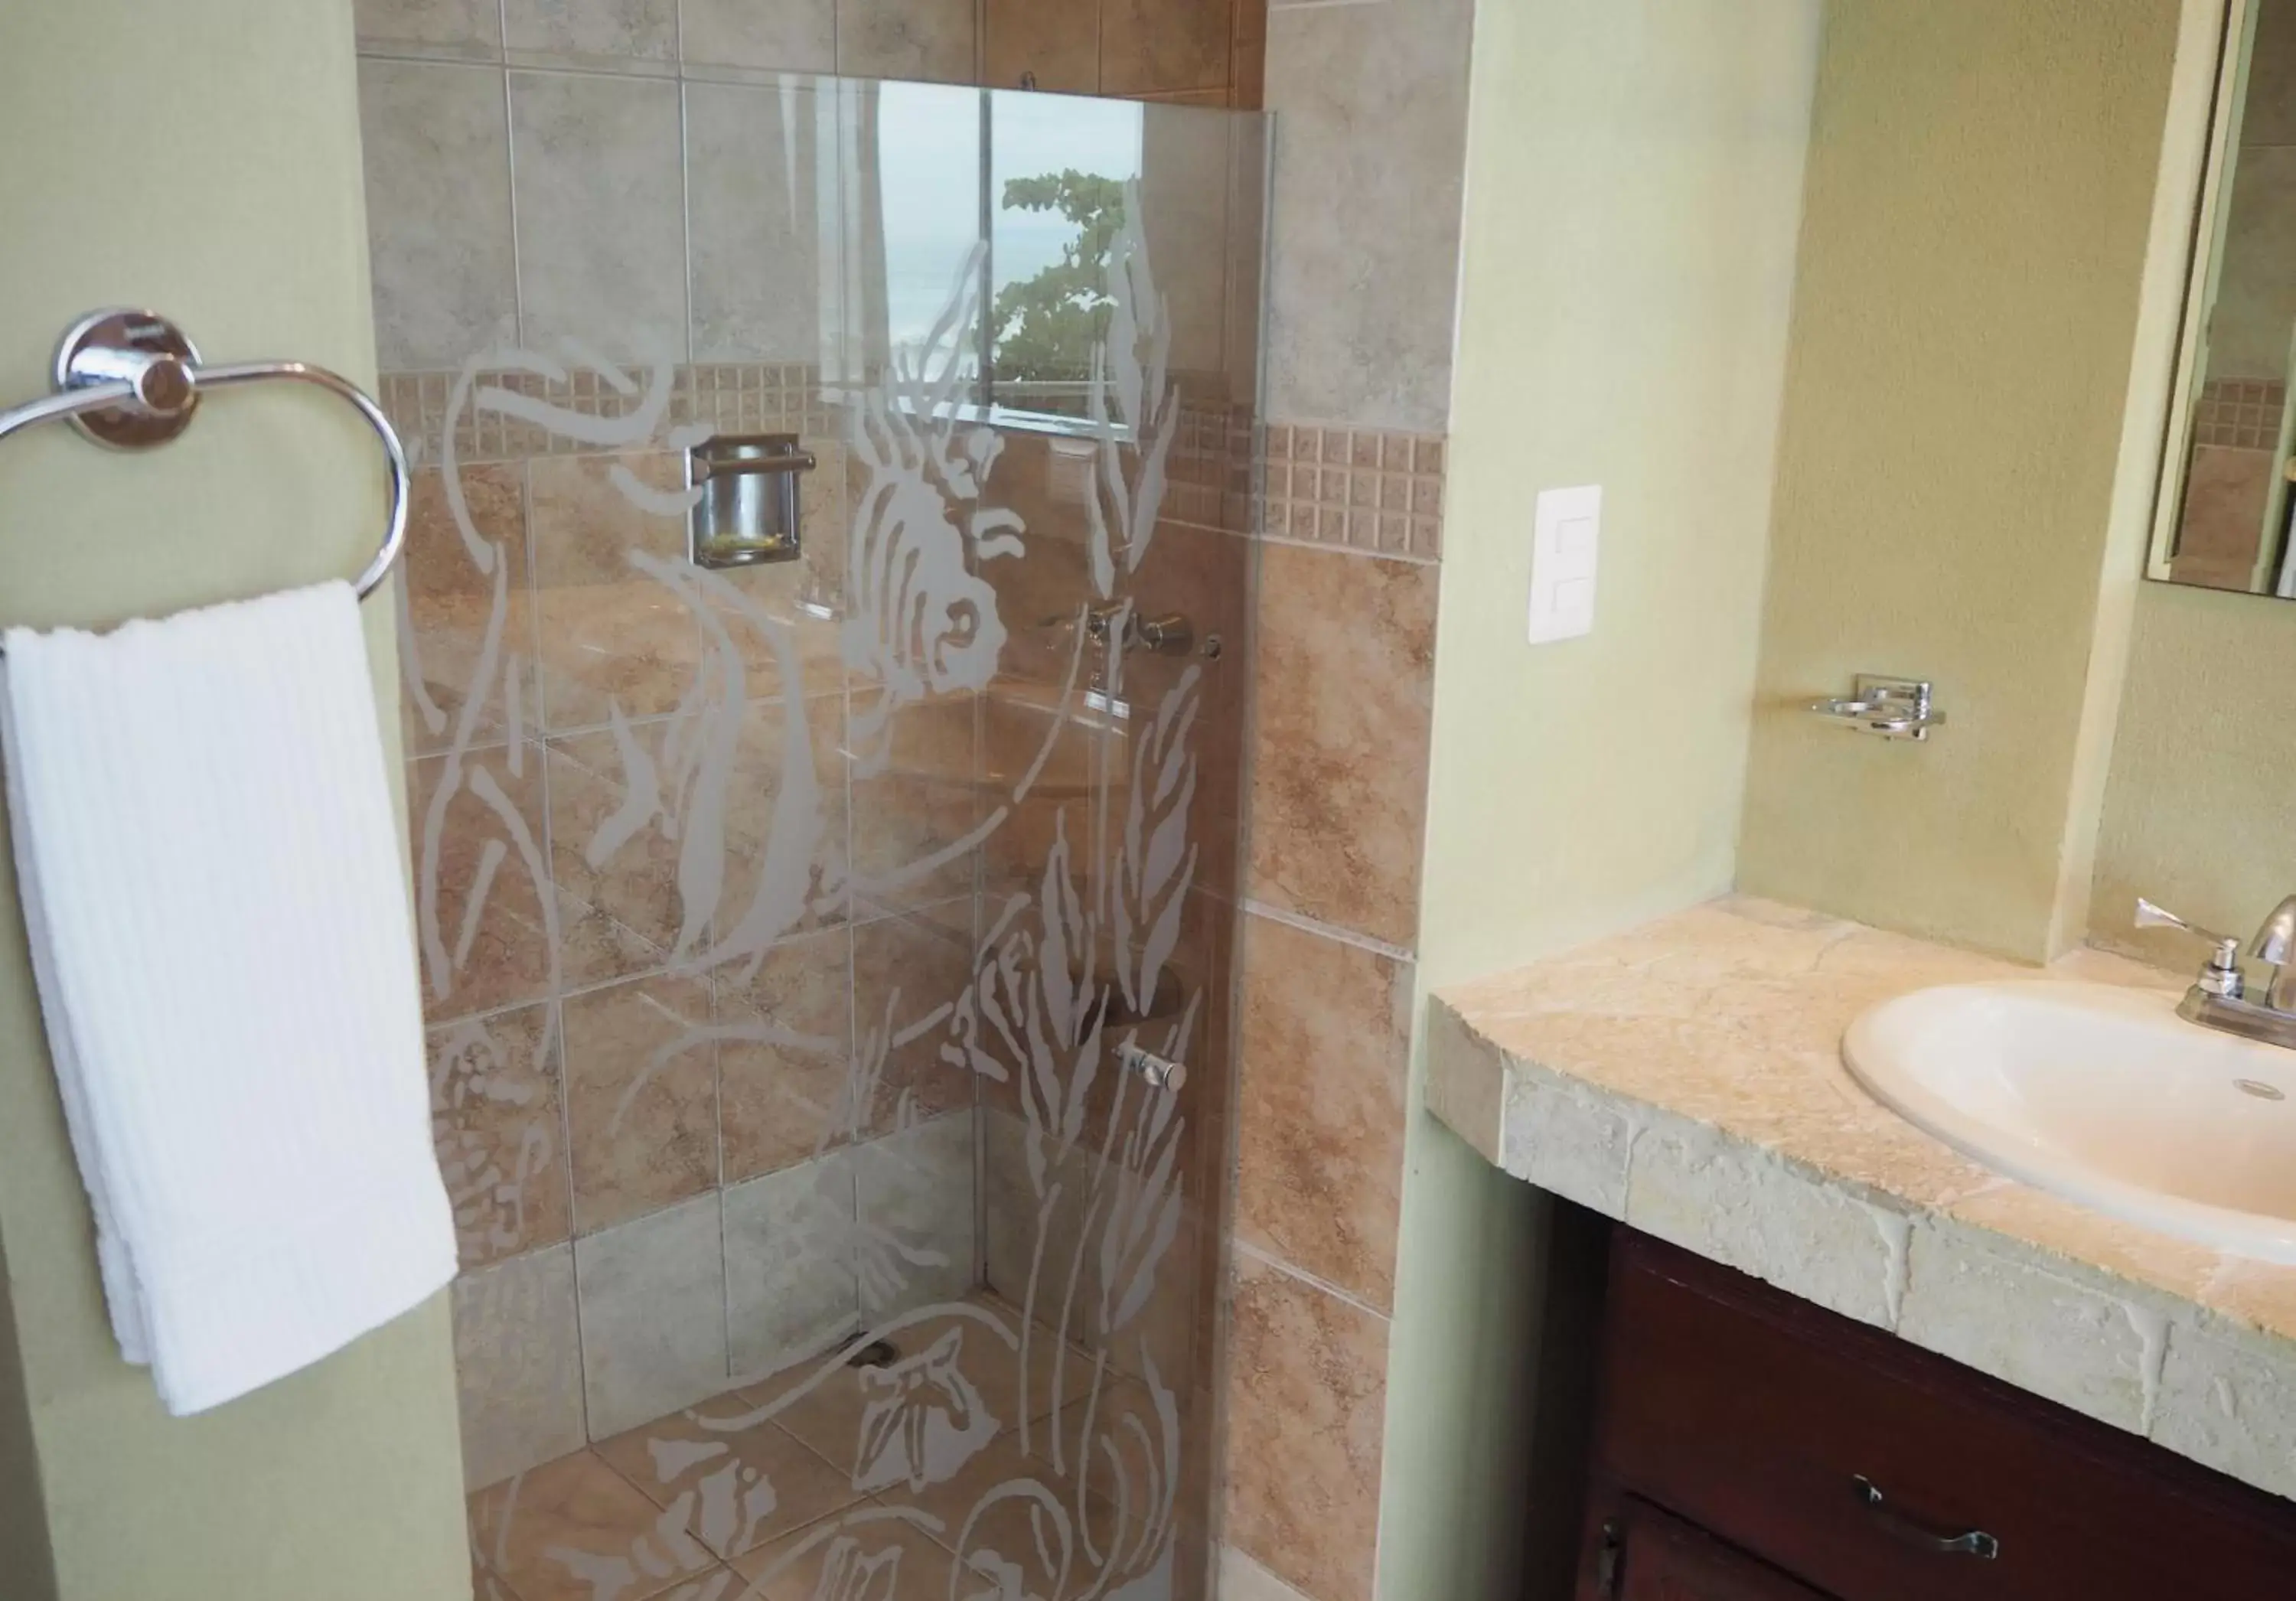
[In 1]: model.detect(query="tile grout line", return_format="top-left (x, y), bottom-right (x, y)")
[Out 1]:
top-left (1241, 897), bottom-right (1415, 964)
top-left (1232, 1236), bottom-right (1391, 1324)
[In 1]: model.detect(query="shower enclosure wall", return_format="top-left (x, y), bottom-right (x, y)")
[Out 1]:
top-left (361, 45), bottom-right (1266, 1601)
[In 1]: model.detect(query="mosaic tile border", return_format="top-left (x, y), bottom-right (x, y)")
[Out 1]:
top-left (2193, 377), bottom-right (2287, 452)
top-left (379, 364), bottom-right (830, 467)
top-left (1260, 423), bottom-right (1445, 562)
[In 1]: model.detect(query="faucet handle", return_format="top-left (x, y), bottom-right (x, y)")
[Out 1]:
top-left (2135, 898), bottom-right (2245, 997)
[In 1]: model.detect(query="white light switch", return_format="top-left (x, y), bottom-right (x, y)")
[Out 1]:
top-left (1528, 484), bottom-right (1601, 643)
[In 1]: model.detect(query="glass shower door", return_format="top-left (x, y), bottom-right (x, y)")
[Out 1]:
top-left (386, 66), bottom-right (1264, 1601)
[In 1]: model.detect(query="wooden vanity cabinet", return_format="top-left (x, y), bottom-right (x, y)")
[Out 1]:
top-left (1573, 1228), bottom-right (2296, 1601)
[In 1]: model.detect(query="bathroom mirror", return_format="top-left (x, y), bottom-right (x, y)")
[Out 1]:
top-left (2151, 0), bottom-right (2296, 595)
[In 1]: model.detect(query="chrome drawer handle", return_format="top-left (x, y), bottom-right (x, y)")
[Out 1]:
top-left (1852, 1475), bottom-right (2000, 1560)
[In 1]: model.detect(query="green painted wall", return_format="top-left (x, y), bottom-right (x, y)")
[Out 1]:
top-left (1385, 2), bottom-right (1821, 1594)
top-left (0, 6), bottom-right (471, 1599)
top-left (1737, 0), bottom-right (2184, 963)
top-left (2092, 581), bottom-right (2296, 961)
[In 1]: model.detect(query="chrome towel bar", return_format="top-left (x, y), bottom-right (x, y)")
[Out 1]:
top-left (0, 308), bottom-right (407, 601)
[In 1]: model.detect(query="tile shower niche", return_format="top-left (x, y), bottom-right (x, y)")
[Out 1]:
top-left (361, 48), bottom-right (1266, 1601)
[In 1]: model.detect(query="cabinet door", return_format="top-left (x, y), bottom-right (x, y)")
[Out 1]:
top-left (1587, 1495), bottom-right (1835, 1601)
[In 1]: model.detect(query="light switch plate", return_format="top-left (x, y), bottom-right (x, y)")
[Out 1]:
top-left (1528, 484), bottom-right (1601, 643)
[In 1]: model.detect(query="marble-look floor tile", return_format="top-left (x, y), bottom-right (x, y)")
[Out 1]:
top-left (359, 58), bottom-right (517, 369)
top-left (577, 1193), bottom-right (733, 1437)
top-left (682, 0), bottom-right (835, 70)
top-left (356, 0), bottom-right (504, 57)
top-left (509, 69), bottom-right (689, 360)
top-left (470, 1447), bottom-right (714, 1601)
top-left (1235, 911), bottom-right (1411, 1312)
top-left (453, 1244), bottom-right (589, 1489)
top-left (1263, 0), bottom-right (1472, 432)
top-left (732, 1511), bottom-right (954, 1599)
top-left (1221, 1252), bottom-right (1386, 1601)
top-left (835, 0), bottom-right (977, 83)
top-left (687, 80), bottom-right (827, 361)
top-left (854, 1111), bottom-right (977, 1319)
top-left (1247, 541), bottom-right (1437, 950)
top-left (504, 0), bottom-right (677, 63)
top-left (594, 1405), bottom-right (866, 1559)
top-left (725, 1151), bottom-right (864, 1383)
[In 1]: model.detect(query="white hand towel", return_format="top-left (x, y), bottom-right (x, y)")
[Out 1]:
top-left (1, 579), bottom-right (455, 1416)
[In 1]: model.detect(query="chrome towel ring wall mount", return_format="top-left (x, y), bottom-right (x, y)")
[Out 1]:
top-left (0, 308), bottom-right (408, 600)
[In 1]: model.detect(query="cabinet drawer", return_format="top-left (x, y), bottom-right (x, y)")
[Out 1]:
top-left (1595, 1231), bottom-right (2296, 1601)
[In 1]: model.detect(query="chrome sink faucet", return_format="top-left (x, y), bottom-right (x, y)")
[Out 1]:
top-left (2135, 895), bottom-right (2296, 1049)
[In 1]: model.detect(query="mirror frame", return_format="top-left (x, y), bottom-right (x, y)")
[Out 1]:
top-left (2147, 0), bottom-right (2285, 585)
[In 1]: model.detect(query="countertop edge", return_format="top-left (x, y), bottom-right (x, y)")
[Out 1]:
top-left (1425, 927), bottom-right (2296, 1506)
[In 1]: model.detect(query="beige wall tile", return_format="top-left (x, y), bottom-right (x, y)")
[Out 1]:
top-left (509, 70), bottom-right (689, 360)
top-left (356, 0), bottom-right (504, 57)
top-left (504, 0), bottom-right (677, 62)
top-left (530, 452), bottom-right (700, 730)
top-left (359, 59), bottom-right (517, 369)
top-left (717, 928), bottom-right (855, 1181)
top-left (719, 694), bottom-right (852, 942)
top-left (850, 697), bottom-right (982, 914)
top-left (433, 1004), bottom-right (572, 1268)
top-left (1223, 1251), bottom-right (1386, 1601)
top-left (837, 0), bottom-right (978, 83)
top-left (409, 742), bottom-right (556, 1019)
top-left (547, 724), bottom-right (690, 956)
top-left (854, 1110), bottom-right (978, 1317)
top-left (985, 0), bottom-right (1101, 92)
top-left (724, 1152), bottom-right (863, 1381)
top-left (1263, 0), bottom-right (1471, 431)
top-left (1247, 541), bottom-right (1437, 950)
top-left (1101, 0), bottom-right (1230, 96)
top-left (1235, 912), bottom-right (1410, 1312)
top-left (851, 906), bottom-right (980, 1133)
top-left (453, 1244), bottom-right (589, 1488)
top-left (400, 463), bottom-right (535, 758)
top-left (687, 81), bottom-right (827, 364)
top-left (563, 972), bottom-right (717, 1232)
top-left (683, 0), bottom-right (836, 70)
top-left (576, 1192), bottom-right (733, 1436)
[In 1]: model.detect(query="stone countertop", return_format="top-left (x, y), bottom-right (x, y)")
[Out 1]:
top-left (1426, 895), bottom-right (2296, 1502)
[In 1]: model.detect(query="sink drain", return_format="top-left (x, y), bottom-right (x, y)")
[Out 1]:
top-left (2234, 1078), bottom-right (2285, 1102)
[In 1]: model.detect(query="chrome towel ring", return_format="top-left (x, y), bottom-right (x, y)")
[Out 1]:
top-left (0, 308), bottom-right (408, 601)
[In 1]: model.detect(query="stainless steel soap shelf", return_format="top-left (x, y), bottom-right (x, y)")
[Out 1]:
top-left (0, 308), bottom-right (408, 600)
top-left (1809, 674), bottom-right (1945, 742)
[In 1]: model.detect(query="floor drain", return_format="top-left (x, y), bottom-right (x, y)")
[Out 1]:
top-left (846, 1337), bottom-right (898, 1368)
top-left (2234, 1078), bottom-right (2286, 1101)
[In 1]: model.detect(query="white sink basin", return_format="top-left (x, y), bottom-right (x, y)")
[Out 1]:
top-left (1844, 980), bottom-right (2296, 1261)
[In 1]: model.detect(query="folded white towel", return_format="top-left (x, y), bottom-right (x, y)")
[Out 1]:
top-left (1, 579), bottom-right (455, 1416)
